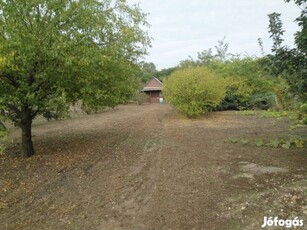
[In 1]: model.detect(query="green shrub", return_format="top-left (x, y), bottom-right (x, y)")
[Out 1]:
top-left (213, 57), bottom-right (275, 111)
top-left (163, 67), bottom-right (226, 117)
top-left (297, 103), bottom-right (307, 125)
top-left (248, 92), bottom-right (276, 110)
top-left (218, 85), bottom-right (249, 110)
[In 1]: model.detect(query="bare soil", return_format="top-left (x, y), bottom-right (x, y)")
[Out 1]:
top-left (0, 104), bottom-right (306, 230)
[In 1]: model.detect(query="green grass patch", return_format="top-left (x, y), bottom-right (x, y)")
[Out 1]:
top-left (254, 138), bottom-right (264, 147)
top-left (259, 110), bottom-right (291, 118)
top-left (236, 110), bottom-right (256, 116)
top-left (224, 137), bottom-right (241, 143)
top-left (224, 136), bottom-right (306, 149)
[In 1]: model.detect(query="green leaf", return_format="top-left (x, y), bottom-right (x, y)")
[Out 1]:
top-left (281, 141), bottom-right (291, 149)
top-left (294, 139), bottom-right (304, 148)
top-left (241, 138), bottom-right (250, 145)
top-left (266, 139), bottom-right (280, 148)
top-left (254, 138), bottom-right (264, 147)
top-left (224, 137), bottom-right (240, 143)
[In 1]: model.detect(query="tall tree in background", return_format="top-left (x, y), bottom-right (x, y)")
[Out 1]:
top-left (139, 62), bottom-right (157, 83)
top-left (156, 67), bottom-right (177, 80)
top-left (266, 0), bottom-right (307, 101)
top-left (268, 12), bottom-right (285, 52)
top-left (286, 0), bottom-right (307, 55)
top-left (214, 37), bottom-right (229, 61)
top-left (197, 48), bottom-right (215, 67)
top-left (0, 0), bottom-right (150, 157)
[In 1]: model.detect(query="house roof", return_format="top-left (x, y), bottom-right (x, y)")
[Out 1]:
top-left (142, 77), bottom-right (163, 92)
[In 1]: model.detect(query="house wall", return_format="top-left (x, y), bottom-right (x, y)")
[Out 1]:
top-left (145, 91), bottom-right (162, 103)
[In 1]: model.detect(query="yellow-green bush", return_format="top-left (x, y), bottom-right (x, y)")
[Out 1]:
top-left (297, 103), bottom-right (307, 125)
top-left (163, 67), bottom-right (226, 117)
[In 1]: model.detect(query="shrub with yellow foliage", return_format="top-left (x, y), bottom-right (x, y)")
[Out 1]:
top-left (163, 67), bottom-right (226, 117)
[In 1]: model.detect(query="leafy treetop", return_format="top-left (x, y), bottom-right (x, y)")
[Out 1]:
top-left (0, 0), bottom-right (150, 156)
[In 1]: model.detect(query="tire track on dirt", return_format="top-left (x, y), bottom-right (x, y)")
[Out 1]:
top-left (141, 116), bottom-right (228, 230)
top-left (97, 108), bottom-right (169, 230)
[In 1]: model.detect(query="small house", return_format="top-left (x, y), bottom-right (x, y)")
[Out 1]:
top-left (142, 77), bottom-right (163, 103)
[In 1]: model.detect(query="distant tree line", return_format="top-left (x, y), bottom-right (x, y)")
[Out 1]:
top-left (140, 0), bottom-right (306, 118)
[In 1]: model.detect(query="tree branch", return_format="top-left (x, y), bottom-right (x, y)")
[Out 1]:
top-left (2, 73), bottom-right (20, 88)
top-left (31, 109), bottom-right (40, 119)
top-left (4, 103), bottom-right (21, 117)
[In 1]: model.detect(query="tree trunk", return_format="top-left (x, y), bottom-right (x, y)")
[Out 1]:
top-left (20, 115), bottom-right (35, 157)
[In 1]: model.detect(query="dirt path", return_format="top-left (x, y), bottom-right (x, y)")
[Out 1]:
top-left (0, 104), bottom-right (306, 229)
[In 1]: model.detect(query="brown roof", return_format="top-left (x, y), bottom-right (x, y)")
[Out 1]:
top-left (142, 77), bottom-right (163, 91)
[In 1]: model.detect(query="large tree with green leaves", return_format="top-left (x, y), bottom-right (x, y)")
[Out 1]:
top-left (0, 0), bottom-right (150, 157)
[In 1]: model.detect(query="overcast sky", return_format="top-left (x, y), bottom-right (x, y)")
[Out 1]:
top-left (129, 0), bottom-right (301, 70)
